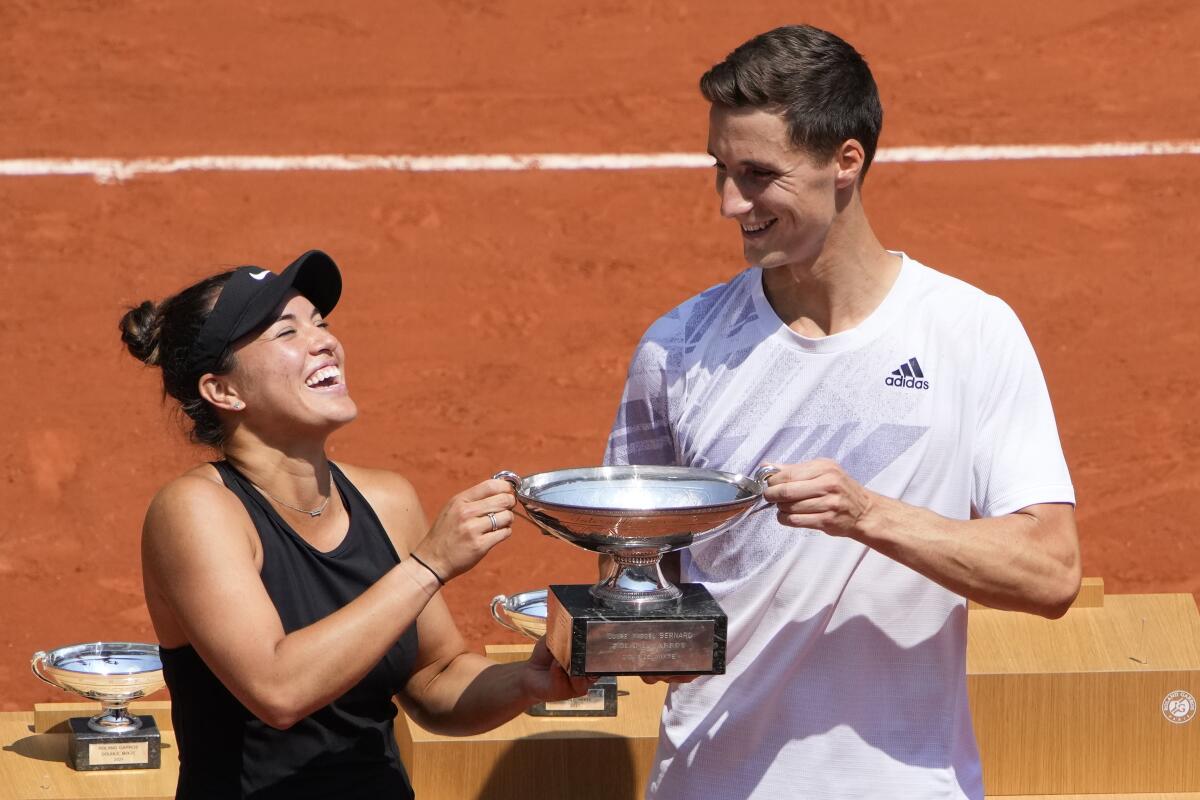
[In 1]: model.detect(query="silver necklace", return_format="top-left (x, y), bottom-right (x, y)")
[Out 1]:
top-left (250, 481), bottom-right (331, 518)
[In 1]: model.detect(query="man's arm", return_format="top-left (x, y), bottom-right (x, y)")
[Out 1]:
top-left (764, 459), bottom-right (1081, 618)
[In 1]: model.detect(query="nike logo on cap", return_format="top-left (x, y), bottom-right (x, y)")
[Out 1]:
top-left (250, 270), bottom-right (270, 280)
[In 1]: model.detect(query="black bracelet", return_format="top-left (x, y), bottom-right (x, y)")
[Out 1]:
top-left (409, 553), bottom-right (446, 587)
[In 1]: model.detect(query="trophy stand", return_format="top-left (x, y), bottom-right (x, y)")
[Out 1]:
top-left (31, 642), bottom-right (165, 770)
top-left (546, 583), bottom-right (726, 677)
top-left (496, 464), bottom-right (775, 678)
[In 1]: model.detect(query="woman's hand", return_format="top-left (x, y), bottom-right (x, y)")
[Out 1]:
top-left (519, 639), bottom-right (596, 702)
top-left (412, 478), bottom-right (516, 582)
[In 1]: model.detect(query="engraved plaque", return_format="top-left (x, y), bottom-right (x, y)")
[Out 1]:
top-left (584, 620), bottom-right (715, 673)
top-left (543, 686), bottom-right (610, 712)
top-left (526, 675), bottom-right (618, 717)
top-left (546, 584), bottom-right (726, 676)
top-left (90, 741), bottom-right (150, 766)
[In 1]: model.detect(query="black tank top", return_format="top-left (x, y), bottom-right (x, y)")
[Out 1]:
top-left (160, 461), bottom-right (418, 799)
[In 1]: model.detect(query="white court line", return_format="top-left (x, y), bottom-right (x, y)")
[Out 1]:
top-left (1, 141), bottom-right (1199, 183)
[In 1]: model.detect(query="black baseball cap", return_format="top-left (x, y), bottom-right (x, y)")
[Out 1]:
top-left (186, 249), bottom-right (342, 376)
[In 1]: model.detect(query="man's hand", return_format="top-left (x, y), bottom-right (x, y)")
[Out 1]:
top-left (762, 460), bottom-right (1080, 618)
top-left (762, 459), bottom-right (881, 540)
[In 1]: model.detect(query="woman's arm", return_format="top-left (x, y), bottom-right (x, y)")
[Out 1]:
top-left (142, 470), bottom-right (510, 729)
top-left (399, 597), bottom-right (591, 736)
top-left (345, 466), bottom-right (591, 735)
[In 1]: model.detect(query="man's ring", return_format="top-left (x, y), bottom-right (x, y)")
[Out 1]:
top-left (487, 512), bottom-right (499, 532)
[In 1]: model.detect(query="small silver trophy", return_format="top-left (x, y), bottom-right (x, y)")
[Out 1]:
top-left (495, 465), bottom-right (775, 677)
top-left (490, 590), bottom-right (551, 641)
top-left (491, 590), bottom-right (618, 715)
top-left (31, 642), bottom-right (165, 770)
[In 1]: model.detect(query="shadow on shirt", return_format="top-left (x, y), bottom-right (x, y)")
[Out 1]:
top-left (651, 602), bottom-right (977, 798)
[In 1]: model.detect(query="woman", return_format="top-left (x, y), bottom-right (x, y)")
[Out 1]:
top-left (120, 250), bottom-right (589, 799)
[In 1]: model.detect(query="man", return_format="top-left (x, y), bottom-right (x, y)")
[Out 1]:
top-left (603, 25), bottom-right (1080, 799)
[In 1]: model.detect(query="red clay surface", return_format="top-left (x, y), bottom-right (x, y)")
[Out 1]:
top-left (2, 1), bottom-right (1198, 710)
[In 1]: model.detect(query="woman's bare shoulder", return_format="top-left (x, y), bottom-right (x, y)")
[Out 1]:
top-left (143, 463), bottom-right (252, 550)
top-left (148, 463), bottom-right (229, 511)
top-left (334, 462), bottom-right (425, 549)
top-left (335, 462), bottom-right (420, 505)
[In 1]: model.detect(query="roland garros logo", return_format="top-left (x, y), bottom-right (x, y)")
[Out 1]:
top-left (1162, 690), bottom-right (1197, 724)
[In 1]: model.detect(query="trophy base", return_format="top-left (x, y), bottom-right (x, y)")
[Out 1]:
top-left (526, 675), bottom-right (618, 716)
top-left (67, 715), bottom-right (161, 771)
top-left (546, 584), bottom-right (726, 677)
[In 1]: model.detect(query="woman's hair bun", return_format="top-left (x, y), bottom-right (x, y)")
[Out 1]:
top-left (119, 300), bottom-right (164, 365)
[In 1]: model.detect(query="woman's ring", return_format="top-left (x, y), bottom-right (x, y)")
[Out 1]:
top-left (487, 512), bottom-right (499, 532)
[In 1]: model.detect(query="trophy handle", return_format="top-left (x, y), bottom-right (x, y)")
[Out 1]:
top-left (492, 471), bottom-right (549, 531)
top-left (493, 470), bottom-right (522, 492)
top-left (490, 595), bottom-right (523, 634)
top-left (752, 464), bottom-right (780, 485)
top-left (744, 464), bottom-right (782, 517)
top-left (30, 651), bottom-right (64, 691)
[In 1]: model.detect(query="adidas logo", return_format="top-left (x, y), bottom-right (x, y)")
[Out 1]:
top-left (885, 357), bottom-right (930, 389)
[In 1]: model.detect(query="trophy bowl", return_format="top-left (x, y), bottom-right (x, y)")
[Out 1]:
top-left (491, 589), bottom-right (549, 640)
top-left (494, 465), bottom-right (777, 676)
top-left (496, 465), bottom-right (776, 607)
top-left (32, 642), bottom-right (165, 734)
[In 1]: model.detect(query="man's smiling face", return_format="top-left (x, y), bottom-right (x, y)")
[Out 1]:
top-left (707, 105), bottom-right (842, 271)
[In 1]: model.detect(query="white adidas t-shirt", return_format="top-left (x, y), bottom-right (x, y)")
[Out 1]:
top-left (604, 254), bottom-right (1074, 800)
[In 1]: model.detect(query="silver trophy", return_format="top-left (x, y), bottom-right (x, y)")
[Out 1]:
top-left (31, 642), bottom-right (165, 770)
top-left (495, 465), bottom-right (775, 676)
top-left (491, 590), bottom-right (550, 640)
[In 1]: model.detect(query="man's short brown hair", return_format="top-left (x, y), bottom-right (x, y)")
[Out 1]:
top-left (701, 25), bottom-right (884, 177)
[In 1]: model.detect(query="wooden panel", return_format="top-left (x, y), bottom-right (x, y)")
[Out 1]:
top-left (483, 644), bottom-right (533, 665)
top-left (400, 672), bottom-right (666, 745)
top-left (398, 671), bottom-right (666, 800)
top-left (0, 712), bottom-right (177, 799)
top-left (1074, 576), bottom-right (1108, 608)
top-left (970, 593), bottom-right (1200, 795)
top-left (971, 670), bottom-right (1199, 794)
top-left (402, 592), bottom-right (1200, 798)
top-left (969, 594), bottom-right (1200, 674)
top-left (1000, 795), bottom-right (1200, 799)
top-left (401, 732), bottom-right (656, 799)
top-left (5, 703), bottom-right (1197, 800)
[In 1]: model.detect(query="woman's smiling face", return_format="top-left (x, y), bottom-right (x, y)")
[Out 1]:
top-left (226, 290), bottom-right (357, 431)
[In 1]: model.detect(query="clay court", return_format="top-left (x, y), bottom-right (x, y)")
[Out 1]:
top-left (1, 1), bottom-right (1198, 712)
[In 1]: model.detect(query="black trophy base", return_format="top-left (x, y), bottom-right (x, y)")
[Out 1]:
top-left (526, 675), bottom-right (618, 716)
top-left (67, 715), bottom-right (161, 771)
top-left (546, 583), bottom-right (727, 677)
